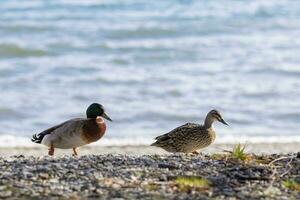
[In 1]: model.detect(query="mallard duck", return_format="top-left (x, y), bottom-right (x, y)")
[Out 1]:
top-left (151, 109), bottom-right (228, 154)
top-left (31, 103), bottom-right (112, 156)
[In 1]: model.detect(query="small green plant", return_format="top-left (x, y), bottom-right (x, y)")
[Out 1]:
top-left (211, 153), bottom-right (226, 160)
top-left (175, 176), bottom-right (211, 191)
top-left (144, 183), bottom-right (159, 191)
top-left (231, 143), bottom-right (247, 161)
top-left (283, 179), bottom-right (300, 191)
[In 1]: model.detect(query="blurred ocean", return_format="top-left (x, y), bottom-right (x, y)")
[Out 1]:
top-left (0, 0), bottom-right (300, 147)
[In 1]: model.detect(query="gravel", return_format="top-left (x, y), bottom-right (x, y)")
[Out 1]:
top-left (0, 153), bottom-right (299, 199)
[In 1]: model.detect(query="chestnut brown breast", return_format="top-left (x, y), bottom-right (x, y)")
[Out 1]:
top-left (81, 117), bottom-right (106, 144)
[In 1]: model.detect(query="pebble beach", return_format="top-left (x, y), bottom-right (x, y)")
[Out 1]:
top-left (0, 146), bottom-right (299, 199)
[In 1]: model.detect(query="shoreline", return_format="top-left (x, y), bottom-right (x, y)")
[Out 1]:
top-left (0, 142), bottom-right (300, 157)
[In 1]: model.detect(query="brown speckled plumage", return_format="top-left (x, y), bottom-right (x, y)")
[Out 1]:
top-left (151, 110), bottom-right (228, 153)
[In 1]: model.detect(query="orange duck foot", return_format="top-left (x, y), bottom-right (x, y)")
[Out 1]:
top-left (48, 144), bottom-right (55, 156)
top-left (72, 148), bottom-right (78, 156)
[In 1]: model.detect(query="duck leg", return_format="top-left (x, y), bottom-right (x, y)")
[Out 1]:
top-left (72, 148), bottom-right (78, 156)
top-left (48, 143), bottom-right (55, 156)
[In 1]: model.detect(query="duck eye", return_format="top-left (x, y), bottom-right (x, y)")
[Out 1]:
top-left (213, 113), bottom-right (221, 120)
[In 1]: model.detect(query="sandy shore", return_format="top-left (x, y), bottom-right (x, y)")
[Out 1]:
top-left (0, 143), bottom-right (300, 157)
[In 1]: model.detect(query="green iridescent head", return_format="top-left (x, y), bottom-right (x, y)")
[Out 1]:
top-left (86, 103), bottom-right (112, 121)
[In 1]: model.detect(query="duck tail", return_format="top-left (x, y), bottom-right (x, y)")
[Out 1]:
top-left (31, 133), bottom-right (46, 144)
top-left (150, 141), bottom-right (159, 147)
top-left (31, 123), bottom-right (64, 144)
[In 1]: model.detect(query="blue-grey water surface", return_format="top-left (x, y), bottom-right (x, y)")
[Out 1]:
top-left (0, 0), bottom-right (300, 146)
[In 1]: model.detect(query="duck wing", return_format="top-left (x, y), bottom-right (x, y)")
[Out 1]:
top-left (154, 123), bottom-right (200, 141)
top-left (31, 118), bottom-right (83, 144)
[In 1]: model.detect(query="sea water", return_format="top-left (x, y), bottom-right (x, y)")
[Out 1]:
top-left (0, 0), bottom-right (300, 147)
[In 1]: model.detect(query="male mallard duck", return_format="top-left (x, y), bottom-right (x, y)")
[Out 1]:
top-left (31, 103), bottom-right (112, 156)
top-left (151, 109), bottom-right (228, 154)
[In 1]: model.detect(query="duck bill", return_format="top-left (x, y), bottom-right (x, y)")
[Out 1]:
top-left (102, 112), bottom-right (113, 121)
top-left (219, 118), bottom-right (229, 126)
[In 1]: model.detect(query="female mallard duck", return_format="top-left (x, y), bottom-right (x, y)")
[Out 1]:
top-left (151, 109), bottom-right (228, 154)
top-left (31, 103), bottom-right (112, 156)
